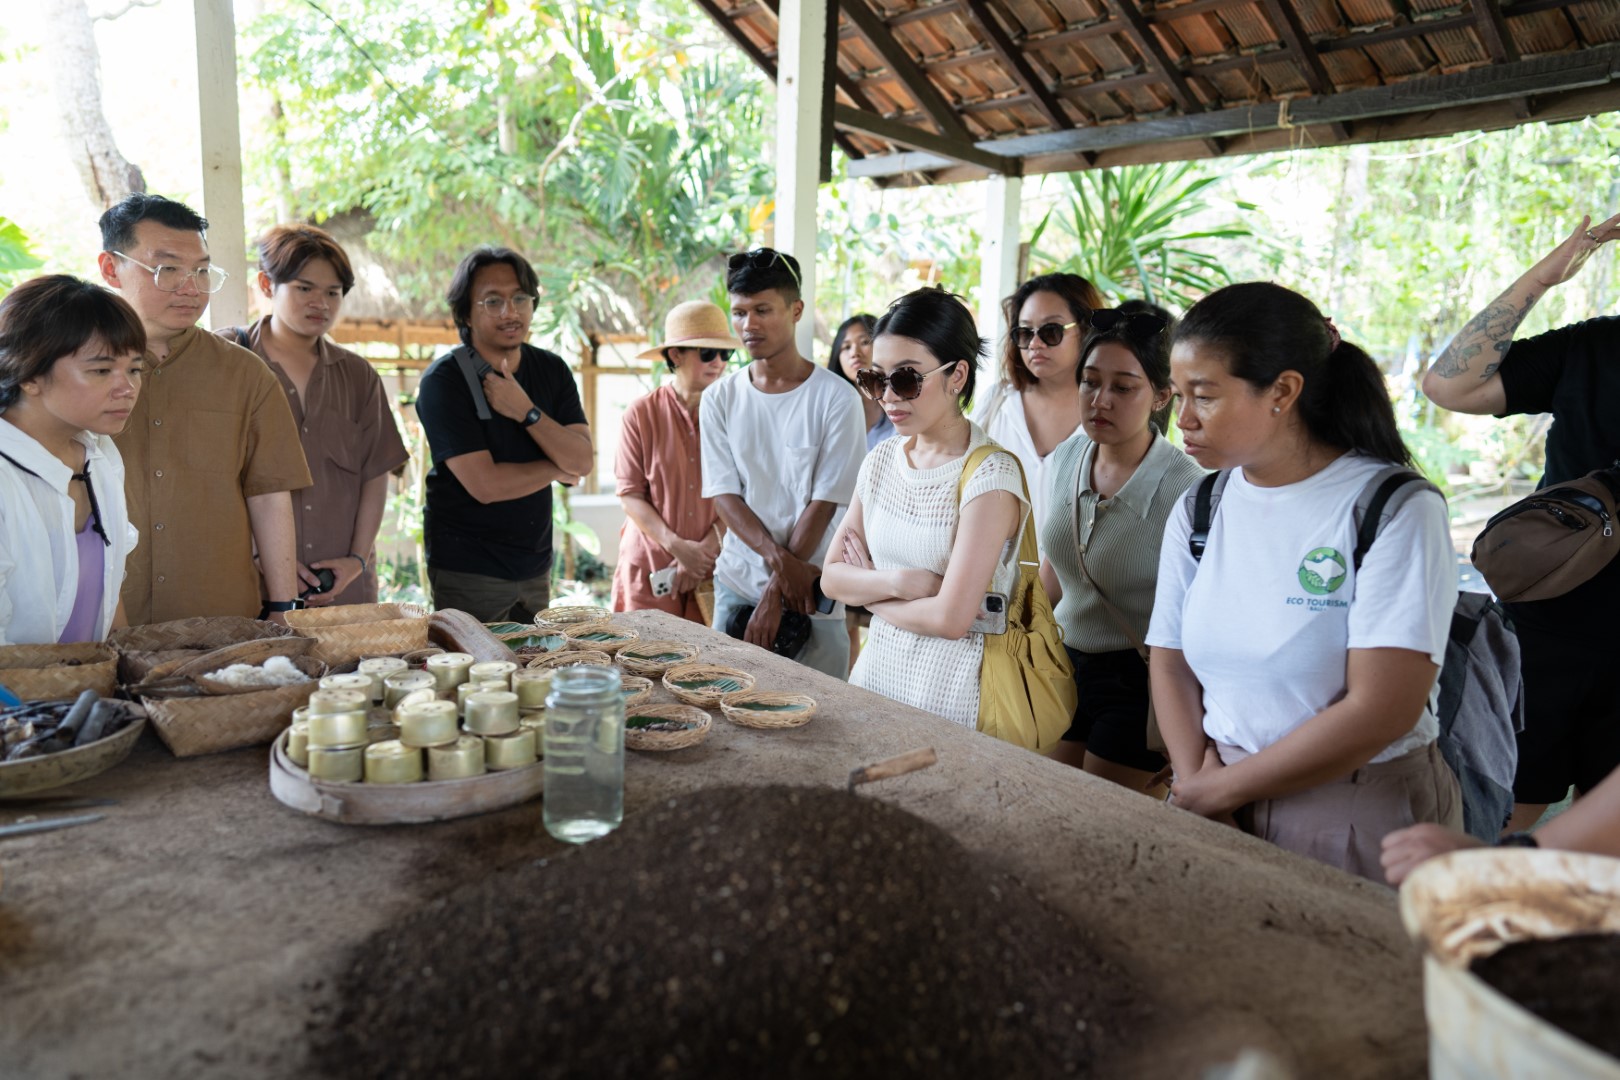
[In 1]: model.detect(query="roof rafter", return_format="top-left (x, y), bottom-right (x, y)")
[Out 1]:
top-left (961, 0), bottom-right (1074, 131)
top-left (839, 0), bottom-right (978, 142)
top-left (832, 104), bottom-right (1021, 172)
top-left (1253, 0), bottom-right (1349, 139)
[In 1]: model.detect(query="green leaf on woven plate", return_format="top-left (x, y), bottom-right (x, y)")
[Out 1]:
top-left (484, 622), bottom-right (531, 634)
top-left (674, 678), bottom-right (742, 692)
top-left (628, 715), bottom-right (695, 730)
top-left (628, 651), bottom-right (685, 662)
top-left (576, 631), bottom-right (621, 642)
top-left (735, 702), bottom-right (807, 711)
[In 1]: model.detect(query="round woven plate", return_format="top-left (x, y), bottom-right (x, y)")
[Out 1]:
top-left (616, 639), bottom-right (700, 678)
top-left (532, 605), bottom-right (610, 631)
top-left (525, 649), bottom-right (613, 671)
top-left (621, 674), bottom-right (654, 709)
top-left (661, 663), bottom-right (756, 708)
top-left (624, 704), bottom-right (711, 752)
top-left (0, 712), bottom-right (147, 797)
top-left (561, 621), bottom-right (641, 655)
top-left (719, 691), bottom-right (817, 729)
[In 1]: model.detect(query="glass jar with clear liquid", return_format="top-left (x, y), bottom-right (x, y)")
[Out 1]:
top-left (542, 665), bottom-right (625, 843)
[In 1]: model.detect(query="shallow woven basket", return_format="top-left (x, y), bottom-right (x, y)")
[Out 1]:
top-left (285, 602), bottom-right (429, 669)
top-left (625, 704), bottom-right (712, 752)
top-left (719, 690), bottom-right (818, 730)
top-left (142, 655), bottom-right (328, 757)
top-left (0, 642), bottom-right (117, 701)
top-left (561, 621), bottom-right (640, 655)
top-left (109, 616), bottom-right (303, 684)
top-left (616, 640), bottom-right (700, 678)
top-left (188, 639), bottom-right (321, 695)
top-left (525, 649), bottom-right (613, 671)
top-left (621, 675), bottom-right (653, 709)
top-left (532, 605), bottom-right (610, 631)
top-left (662, 663), bottom-right (756, 708)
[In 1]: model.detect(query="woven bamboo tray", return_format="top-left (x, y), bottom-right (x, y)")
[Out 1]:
top-left (525, 649), bottom-right (613, 671)
top-left (0, 642), bottom-right (117, 701)
top-left (0, 712), bottom-right (147, 797)
top-left (625, 704), bottom-right (711, 752)
top-left (561, 621), bottom-right (640, 655)
top-left (532, 605), bottom-right (609, 631)
top-left (268, 727), bottom-right (544, 825)
top-left (662, 663), bottom-right (755, 708)
top-left (285, 602), bottom-right (429, 669)
top-left (141, 656), bottom-right (327, 758)
top-left (621, 675), bottom-right (653, 709)
top-left (616, 640), bottom-right (700, 678)
top-left (719, 691), bottom-right (817, 730)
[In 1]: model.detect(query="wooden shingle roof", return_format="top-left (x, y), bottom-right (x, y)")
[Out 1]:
top-left (695, 0), bottom-right (1620, 184)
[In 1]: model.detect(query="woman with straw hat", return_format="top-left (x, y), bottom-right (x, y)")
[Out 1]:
top-left (611, 301), bottom-right (740, 622)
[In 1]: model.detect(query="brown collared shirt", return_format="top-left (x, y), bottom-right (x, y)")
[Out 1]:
top-left (115, 326), bottom-right (313, 625)
top-left (227, 317), bottom-right (410, 605)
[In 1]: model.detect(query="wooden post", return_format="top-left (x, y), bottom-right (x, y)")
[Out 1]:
top-left (193, 0), bottom-right (249, 331)
top-left (977, 173), bottom-right (1022, 380)
top-left (775, 0), bottom-right (828, 360)
top-left (580, 335), bottom-right (599, 494)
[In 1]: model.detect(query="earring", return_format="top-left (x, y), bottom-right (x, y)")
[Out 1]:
top-left (1272, 406), bottom-right (1281, 414)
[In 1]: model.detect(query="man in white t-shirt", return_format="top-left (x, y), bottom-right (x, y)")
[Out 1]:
top-left (700, 249), bottom-right (865, 679)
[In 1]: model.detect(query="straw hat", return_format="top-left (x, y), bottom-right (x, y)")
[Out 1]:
top-left (635, 301), bottom-right (743, 361)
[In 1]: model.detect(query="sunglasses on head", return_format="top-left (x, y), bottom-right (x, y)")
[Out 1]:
top-left (727, 248), bottom-right (801, 288)
top-left (1012, 321), bottom-right (1078, 350)
top-left (854, 361), bottom-right (959, 401)
top-left (1089, 309), bottom-right (1169, 336)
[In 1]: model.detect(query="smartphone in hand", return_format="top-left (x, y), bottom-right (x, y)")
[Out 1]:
top-left (648, 565), bottom-right (678, 598)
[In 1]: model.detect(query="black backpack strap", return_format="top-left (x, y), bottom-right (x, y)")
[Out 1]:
top-left (1186, 470), bottom-right (1227, 562)
top-left (1352, 467), bottom-right (1439, 570)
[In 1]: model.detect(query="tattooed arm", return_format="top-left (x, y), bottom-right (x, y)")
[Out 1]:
top-left (1422, 213), bottom-right (1620, 416)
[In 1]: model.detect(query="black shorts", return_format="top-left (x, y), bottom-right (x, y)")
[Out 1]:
top-left (1510, 619), bottom-right (1620, 804)
top-left (1062, 646), bottom-right (1165, 774)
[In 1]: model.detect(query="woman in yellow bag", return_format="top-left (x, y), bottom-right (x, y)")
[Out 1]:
top-left (823, 288), bottom-right (1073, 747)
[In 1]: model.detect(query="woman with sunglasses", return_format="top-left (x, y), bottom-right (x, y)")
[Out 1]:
top-left (1037, 301), bottom-right (1204, 790)
top-left (1146, 283), bottom-right (1461, 881)
top-left (612, 301), bottom-right (738, 623)
top-left (822, 289), bottom-right (1028, 729)
top-left (826, 314), bottom-right (894, 452)
top-left (974, 273), bottom-right (1105, 547)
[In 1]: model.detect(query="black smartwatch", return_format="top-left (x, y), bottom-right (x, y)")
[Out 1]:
top-left (260, 599), bottom-right (307, 619)
top-left (1494, 832), bottom-right (1539, 848)
top-left (522, 406), bottom-right (543, 427)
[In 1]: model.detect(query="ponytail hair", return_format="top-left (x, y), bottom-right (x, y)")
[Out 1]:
top-left (1174, 282), bottom-right (1412, 467)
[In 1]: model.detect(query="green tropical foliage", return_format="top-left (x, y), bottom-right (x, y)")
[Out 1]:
top-left (0, 215), bottom-right (43, 295)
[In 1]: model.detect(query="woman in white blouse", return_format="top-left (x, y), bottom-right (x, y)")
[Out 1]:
top-left (0, 276), bottom-right (143, 645)
top-left (822, 288), bottom-right (1026, 728)
top-left (973, 273), bottom-right (1103, 544)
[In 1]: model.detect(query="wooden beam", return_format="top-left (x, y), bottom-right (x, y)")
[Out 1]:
top-left (1471, 0), bottom-right (1528, 116)
top-left (839, 0), bottom-right (977, 141)
top-left (1253, 0), bottom-right (1349, 139)
top-left (961, 0), bottom-right (1074, 130)
top-left (886, 0), bottom-right (965, 27)
top-left (1098, 0), bottom-right (1220, 153)
top-left (833, 103), bottom-right (1021, 172)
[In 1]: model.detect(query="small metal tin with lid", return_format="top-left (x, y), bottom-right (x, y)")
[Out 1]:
top-left (384, 670), bottom-right (437, 708)
top-left (307, 745), bottom-right (364, 782)
top-left (464, 690), bottom-right (521, 736)
top-left (319, 673), bottom-right (375, 698)
top-left (425, 652), bottom-right (475, 691)
top-left (427, 735), bottom-right (485, 781)
top-left (286, 721), bottom-right (310, 767)
top-left (306, 708), bottom-right (369, 749)
top-left (511, 669), bottom-right (553, 709)
top-left (363, 740), bottom-right (424, 784)
top-left (469, 660), bottom-right (518, 689)
top-left (483, 727), bottom-right (537, 770)
top-left (398, 699), bottom-right (460, 749)
top-left (392, 687), bottom-right (437, 720)
top-left (308, 688), bottom-right (370, 716)
top-left (357, 657), bottom-right (409, 701)
top-left (454, 680), bottom-right (481, 717)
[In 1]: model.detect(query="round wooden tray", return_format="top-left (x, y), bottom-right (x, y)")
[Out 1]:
top-left (719, 691), bottom-right (817, 729)
top-left (267, 728), bottom-right (544, 825)
top-left (616, 639), bottom-right (700, 678)
top-left (662, 663), bottom-right (756, 708)
top-left (625, 704), bottom-right (711, 751)
top-left (0, 714), bottom-right (147, 797)
top-left (561, 621), bottom-right (640, 655)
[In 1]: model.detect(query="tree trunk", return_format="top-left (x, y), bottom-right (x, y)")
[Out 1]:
top-left (42, 0), bottom-right (147, 209)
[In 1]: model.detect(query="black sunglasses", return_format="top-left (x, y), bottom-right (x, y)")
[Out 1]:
top-left (697, 348), bottom-right (733, 364)
top-left (726, 248), bottom-right (801, 288)
top-left (854, 361), bottom-right (959, 401)
top-left (1089, 309), bottom-right (1169, 336)
top-left (1012, 321), bottom-right (1078, 350)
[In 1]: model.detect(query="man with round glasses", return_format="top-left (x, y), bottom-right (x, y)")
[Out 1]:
top-left (414, 246), bottom-right (593, 621)
top-left (97, 193), bottom-right (311, 625)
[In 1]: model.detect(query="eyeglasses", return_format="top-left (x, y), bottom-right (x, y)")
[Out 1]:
top-left (1089, 309), bottom-right (1168, 336)
top-left (475, 295), bottom-right (537, 316)
top-left (113, 252), bottom-right (228, 294)
top-left (727, 248), bottom-right (801, 289)
top-left (697, 348), bottom-right (732, 364)
top-left (1012, 321), bottom-right (1078, 350)
top-left (854, 361), bottom-right (959, 401)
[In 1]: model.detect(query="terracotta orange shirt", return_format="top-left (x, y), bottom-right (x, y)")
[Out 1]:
top-left (114, 326), bottom-right (312, 625)
top-left (610, 384), bottom-right (716, 619)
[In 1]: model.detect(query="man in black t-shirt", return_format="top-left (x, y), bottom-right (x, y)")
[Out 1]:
top-left (1422, 212), bottom-right (1620, 835)
top-left (415, 247), bottom-right (593, 621)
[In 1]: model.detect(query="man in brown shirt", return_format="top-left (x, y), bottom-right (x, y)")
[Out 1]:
top-left (97, 194), bottom-right (312, 625)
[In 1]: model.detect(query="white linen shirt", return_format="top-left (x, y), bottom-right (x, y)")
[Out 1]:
top-left (0, 420), bottom-right (137, 644)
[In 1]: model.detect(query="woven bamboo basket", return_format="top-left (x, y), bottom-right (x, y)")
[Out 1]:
top-left (0, 642), bottom-right (118, 700)
top-left (525, 649), bottom-right (613, 671)
top-left (141, 655), bottom-right (327, 757)
top-left (616, 639), bottom-right (700, 678)
top-left (188, 640), bottom-right (321, 695)
top-left (719, 690), bottom-right (817, 730)
top-left (285, 603), bottom-right (429, 669)
top-left (532, 604), bottom-right (609, 631)
top-left (109, 616), bottom-right (302, 684)
top-left (561, 621), bottom-right (640, 654)
top-left (620, 675), bottom-right (653, 709)
top-left (662, 663), bottom-right (755, 708)
top-left (625, 703), bottom-right (711, 752)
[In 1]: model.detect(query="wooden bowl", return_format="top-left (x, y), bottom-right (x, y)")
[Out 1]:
top-left (624, 704), bottom-right (711, 752)
top-left (532, 605), bottom-right (610, 632)
top-left (661, 663), bottom-right (756, 708)
top-left (719, 691), bottom-right (817, 730)
top-left (616, 640), bottom-right (700, 678)
top-left (561, 621), bottom-right (640, 655)
top-left (0, 713), bottom-right (147, 797)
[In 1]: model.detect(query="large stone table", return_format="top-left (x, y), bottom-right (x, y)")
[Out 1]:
top-left (0, 610), bottom-right (1426, 1077)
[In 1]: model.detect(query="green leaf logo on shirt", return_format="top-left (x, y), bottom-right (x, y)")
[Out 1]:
top-left (1298, 548), bottom-right (1348, 595)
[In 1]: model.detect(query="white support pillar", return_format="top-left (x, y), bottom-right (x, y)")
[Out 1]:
top-left (774, 0), bottom-right (828, 360)
top-left (194, 0), bottom-right (249, 330)
top-left (977, 173), bottom-right (1023, 381)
